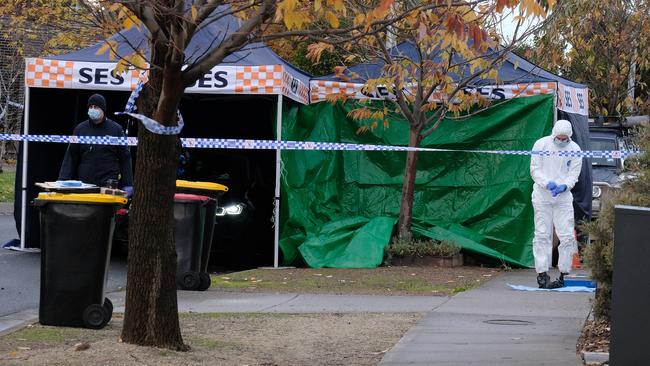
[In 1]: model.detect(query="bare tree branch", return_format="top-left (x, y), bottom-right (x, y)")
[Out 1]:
top-left (181, 0), bottom-right (275, 86)
top-left (121, 1), bottom-right (170, 45)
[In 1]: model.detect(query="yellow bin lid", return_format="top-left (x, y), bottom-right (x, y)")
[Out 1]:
top-left (36, 192), bottom-right (128, 205)
top-left (176, 180), bottom-right (229, 192)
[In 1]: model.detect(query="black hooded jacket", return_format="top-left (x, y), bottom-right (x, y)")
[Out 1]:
top-left (58, 118), bottom-right (133, 187)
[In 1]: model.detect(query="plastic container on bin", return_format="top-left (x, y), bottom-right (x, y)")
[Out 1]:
top-left (174, 193), bottom-right (210, 291)
top-left (175, 180), bottom-right (228, 291)
top-left (34, 192), bottom-right (127, 329)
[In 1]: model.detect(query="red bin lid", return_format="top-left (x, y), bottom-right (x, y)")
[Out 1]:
top-left (174, 193), bottom-right (210, 202)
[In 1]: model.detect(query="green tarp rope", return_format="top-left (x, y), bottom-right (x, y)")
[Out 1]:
top-left (278, 94), bottom-right (554, 268)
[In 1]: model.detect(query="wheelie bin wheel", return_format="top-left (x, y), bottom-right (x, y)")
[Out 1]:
top-left (179, 271), bottom-right (200, 290)
top-left (103, 298), bottom-right (113, 313)
top-left (198, 273), bottom-right (211, 291)
top-left (103, 298), bottom-right (114, 322)
top-left (82, 304), bottom-right (109, 329)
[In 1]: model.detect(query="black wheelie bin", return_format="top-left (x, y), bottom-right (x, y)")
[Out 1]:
top-left (174, 193), bottom-right (210, 291)
top-left (34, 192), bottom-right (127, 329)
top-left (175, 180), bottom-right (228, 290)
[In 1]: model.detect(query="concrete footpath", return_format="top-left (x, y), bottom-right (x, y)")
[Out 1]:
top-left (0, 268), bottom-right (592, 365)
top-left (107, 291), bottom-right (447, 314)
top-left (380, 269), bottom-right (592, 366)
top-left (111, 269), bottom-right (591, 365)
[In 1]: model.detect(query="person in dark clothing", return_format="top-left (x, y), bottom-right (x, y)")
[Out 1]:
top-left (58, 94), bottom-right (134, 196)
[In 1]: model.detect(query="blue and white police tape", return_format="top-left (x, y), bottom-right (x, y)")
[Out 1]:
top-left (115, 111), bottom-right (184, 135)
top-left (118, 79), bottom-right (184, 135)
top-left (124, 80), bottom-right (143, 113)
top-left (0, 133), bottom-right (642, 159)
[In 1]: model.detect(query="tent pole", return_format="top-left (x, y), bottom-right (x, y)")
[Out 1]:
top-left (20, 86), bottom-right (30, 250)
top-left (273, 94), bottom-right (283, 268)
top-left (553, 85), bottom-right (558, 124)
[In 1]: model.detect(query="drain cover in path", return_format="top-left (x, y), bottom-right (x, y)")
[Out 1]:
top-left (483, 319), bottom-right (535, 326)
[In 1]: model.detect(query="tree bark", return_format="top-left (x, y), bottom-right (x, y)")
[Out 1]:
top-left (120, 51), bottom-right (188, 350)
top-left (397, 124), bottom-right (423, 239)
top-left (114, 0), bottom-right (278, 351)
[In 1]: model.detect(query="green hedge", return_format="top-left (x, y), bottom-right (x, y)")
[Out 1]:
top-left (582, 126), bottom-right (650, 321)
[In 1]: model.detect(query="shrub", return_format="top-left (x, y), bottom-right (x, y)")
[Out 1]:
top-left (383, 235), bottom-right (461, 265)
top-left (582, 124), bottom-right (650, 321)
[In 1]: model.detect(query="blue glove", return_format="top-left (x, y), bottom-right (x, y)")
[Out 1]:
top-left (123, 186), bottom-right (134, 198)
top-left (551, 184), bottom-right (567, 197)
top-left (546, 181), bottom-right (557, 191)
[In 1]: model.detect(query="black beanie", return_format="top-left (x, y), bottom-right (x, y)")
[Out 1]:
top-left (87, 94), bottom-right (107, 114)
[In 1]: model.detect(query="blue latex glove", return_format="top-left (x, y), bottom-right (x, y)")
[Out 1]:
top-left (551, 184), bottom-right (567, 197)
top-left (546, 181), bottom-right (557, 191)
top-left (123, 186), bottom-right (134, 198)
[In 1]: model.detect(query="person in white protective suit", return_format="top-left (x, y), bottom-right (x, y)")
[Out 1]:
top-left (530, 119), bottom-right (583, 289)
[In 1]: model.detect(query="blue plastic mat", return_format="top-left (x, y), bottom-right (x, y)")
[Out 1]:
top-left (508, 284), bottom-right (596, 293)
top-left (563, 278), bottom-right (596, 288)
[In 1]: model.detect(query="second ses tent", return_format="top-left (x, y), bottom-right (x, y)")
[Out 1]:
top-left (277, 42), bottom-right (590, 268)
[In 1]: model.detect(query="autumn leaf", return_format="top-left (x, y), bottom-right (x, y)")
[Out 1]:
top-left (122, 15), bottom-right (139, 30)
top-left (356, 125), bottom-right (370, 134)
top-left (73, 342), bottom-right (91, 352)
top-left (421, 102), bottom-right (438, 112)
top-left (128, 52), bottom-right (148, 70)
top-left (495, 0), bottom-right (519, 13)
top-left (417, 22), bottom-right (428, 41)
top-left (520, 0), bottom-right (547, 18)
top-left (325, 11), bottom-right (339, 28)
top-left (353, 13), bottom-right (365, 26)
top-left (344, 55), bottom-right (357, 63)
top-left (444, 14), bottom-right (465, 39)
top-left (347, 108), bottom-right (373, 120)
top-left (306, 42), bottom-right (334, 62)
top-left (377, 0), bottom-right (395, 13)
top-left (114, 52), bottom-right (147, 75)
top-left (96, 40), bottom-right (119, 60)
top-left (333, 66), bottom-right (347, 78)
top-left (332, 0), bottom-right (345, 12)
top-left (276, 0), bottom-right (310, 29)
top-left (96, 41), bottom-right (112, 56)
top-left (115, 58), bottom-right (130, 75)
top-left (326, 92), bottom-right (349, 103)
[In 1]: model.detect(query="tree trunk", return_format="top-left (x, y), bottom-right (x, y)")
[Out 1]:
top-left (397, 124), bottom-right (423, 239)
top-left (120, 61), bottom-right (187, 350)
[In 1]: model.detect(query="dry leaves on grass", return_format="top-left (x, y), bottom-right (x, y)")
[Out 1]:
top-left (576, 320), bottom-right (610, 354)
top-left (213, 266), bottom-right (499, 296)
top-left (0, 313), bottom-right (422, 366)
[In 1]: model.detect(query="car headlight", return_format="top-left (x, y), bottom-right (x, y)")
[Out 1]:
top-left (215, 204), bottom-right (244, 216)
top-left (592, 186), bottom-right (602, 198)
top-left (225, 204), bottom-right (243, 215)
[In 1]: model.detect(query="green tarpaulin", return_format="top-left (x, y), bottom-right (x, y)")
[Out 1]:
top-left (279, 94), bottom-right (554, 268)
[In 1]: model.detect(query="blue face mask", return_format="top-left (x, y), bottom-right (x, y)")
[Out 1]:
top-left (88, 108), bottom-right (102, 121)
top-left (553, 137), bottom-right (569, 148)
